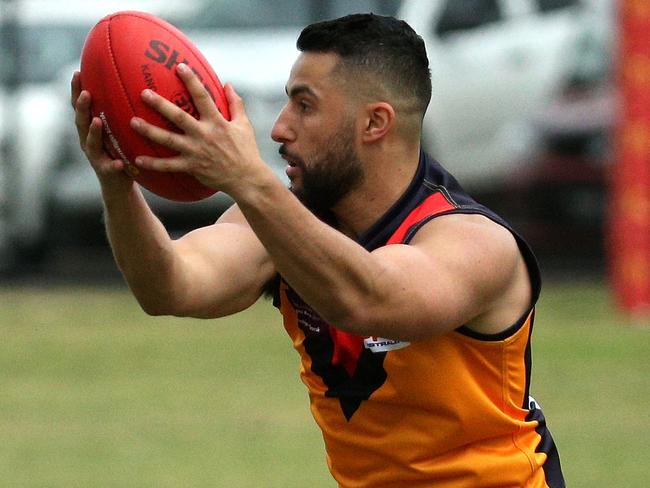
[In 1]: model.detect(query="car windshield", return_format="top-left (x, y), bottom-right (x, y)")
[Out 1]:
top-left (0, 24), bottom-right (89, 84)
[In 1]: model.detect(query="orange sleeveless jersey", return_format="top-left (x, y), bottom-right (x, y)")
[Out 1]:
top-left (275, 153), bottom-right (564, 487)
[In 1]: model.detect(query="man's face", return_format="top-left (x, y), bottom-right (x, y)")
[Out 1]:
top-left (271, 52), bottom-right (365, 214)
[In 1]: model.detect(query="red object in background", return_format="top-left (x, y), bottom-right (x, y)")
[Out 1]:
top-left (81, 11), bottom-right (230, 202)
top-left (610, 0), bottom-right (650, 315)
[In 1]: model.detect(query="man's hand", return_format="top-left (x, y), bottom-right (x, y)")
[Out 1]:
top-left (70, 71), bottom-right (132, 191)
top-left (129, 63), bottom-right (273, 196)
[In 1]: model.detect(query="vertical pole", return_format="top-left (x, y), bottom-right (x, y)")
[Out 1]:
top-left (610, 0), bottom-right (650, 317)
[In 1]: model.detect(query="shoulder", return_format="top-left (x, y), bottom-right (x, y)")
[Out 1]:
top-left (410, 213), bottom-right (520, 268)
top-left (409, 213), bottom-right (533, 335)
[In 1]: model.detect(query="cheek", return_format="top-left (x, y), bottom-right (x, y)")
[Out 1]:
top-left (304, 120), bottom-right (340, 149)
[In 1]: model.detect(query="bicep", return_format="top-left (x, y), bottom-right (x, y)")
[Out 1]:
top-left (171, 205), bottom-right (275, 318)
top-left (366, 215), bottom-right (521, 340)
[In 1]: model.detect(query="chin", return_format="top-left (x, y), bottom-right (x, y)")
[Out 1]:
top-left (288, 178), bottom-right (302, 194)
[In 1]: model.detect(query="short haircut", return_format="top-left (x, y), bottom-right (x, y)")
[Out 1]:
top-left (297, 13), bottom-right (432, 121)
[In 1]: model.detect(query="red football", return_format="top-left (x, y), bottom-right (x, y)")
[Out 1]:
top-left (80, 11), bottom-right (230, 202)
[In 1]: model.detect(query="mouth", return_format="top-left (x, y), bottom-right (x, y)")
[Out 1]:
top-left (284, 158), bottom-right (297, 167)
top-left (281, 151), bottom-right (303, 181)
top-left (279, 146), bottom-right (302, 168)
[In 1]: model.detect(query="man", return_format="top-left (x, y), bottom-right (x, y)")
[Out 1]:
top-left (72, 13), bottom-right (564, 488)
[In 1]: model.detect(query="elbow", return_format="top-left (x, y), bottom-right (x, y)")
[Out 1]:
top-left (322, 297), bottom-right (378, 338)
top-left (138, 298), bottom-right (175, 317)
top-left (323, 295), bottom-right (436, 343)
top-left (133, 290), bottom-right (185, 317)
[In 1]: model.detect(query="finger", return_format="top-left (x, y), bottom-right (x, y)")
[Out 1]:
top-left (133, 154), bottom-right (188, 174)
top-left (140, 88), bottom-right (196, 133)
top-left (224, 83), bottom-right (246, 121)
top-left (85, 117), bottom-right (126, 172)
top-left (176, 63), bottom-right (219, 120)
top-left (70, 71), bottom-right (81, 108)
top-left (85, 117), bottom-right (107, 158)
top-left (130, 116), bottom-right (188, 152)
top-left (74, 90), bottom-right (93, 147)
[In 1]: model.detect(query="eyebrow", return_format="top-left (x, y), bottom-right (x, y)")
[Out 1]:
top-left (285, 84), bottom-right (319, 99)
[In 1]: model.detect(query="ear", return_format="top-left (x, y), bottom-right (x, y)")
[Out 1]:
top-left (361, 102), bottom-right (395, 143)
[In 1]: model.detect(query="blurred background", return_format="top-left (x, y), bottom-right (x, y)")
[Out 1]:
top-left (0, 0), bottom-right (617, 279)
top-left (0, 1), bottom-right (648, 487)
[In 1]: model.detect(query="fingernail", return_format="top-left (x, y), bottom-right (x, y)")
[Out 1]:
top-left (131, 117), bottom-right (141, 129)
top-left (142, 89), bottom-right (153, 100)
top-left (177, 63), bottom-right (189, 74)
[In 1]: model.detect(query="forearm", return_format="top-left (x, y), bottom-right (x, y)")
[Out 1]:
top-left (101, 182), bottom-right (183, 314)
top-left (233, 177), bottom-right (383, 333)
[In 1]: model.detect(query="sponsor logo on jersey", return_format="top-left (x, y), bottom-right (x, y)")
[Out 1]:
top-left (363, 336), bottom-right (410, 353)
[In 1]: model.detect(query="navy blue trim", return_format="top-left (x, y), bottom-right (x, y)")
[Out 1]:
top-left (357, 150), bottom-right (483, 251)
top-left (527, 402), bottom-right (566, 487)
top-left (456, 311), bottom-right (532, 342)
top-left (357, 152), bottom-right (429, 251)
top-left (522, 310), bottom-right (535, 408)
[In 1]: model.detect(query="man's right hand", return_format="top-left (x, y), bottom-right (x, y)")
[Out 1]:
top-left (71, 70), bottom-right (133, 191)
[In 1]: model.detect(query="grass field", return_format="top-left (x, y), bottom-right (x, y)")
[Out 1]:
top-left (1, 281), bottom-right (648, 486)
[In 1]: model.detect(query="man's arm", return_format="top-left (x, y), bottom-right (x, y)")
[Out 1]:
top-left (71, 72), bottom-right (274, 318)
top-left (129, 66), bottom-right (532, 340)
top-left (106, 192), bottom-right (274, 318)
top-left (234, 181), bottom-right (530, 340)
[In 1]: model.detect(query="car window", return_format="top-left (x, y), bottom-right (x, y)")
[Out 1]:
top-left (535, 0), bottom-right (580, 12)
top-left (435, 0), bottom-right (502, 37)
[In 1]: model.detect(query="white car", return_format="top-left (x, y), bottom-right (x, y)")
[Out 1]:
top-left (398, 0), bottom-right (611, 189)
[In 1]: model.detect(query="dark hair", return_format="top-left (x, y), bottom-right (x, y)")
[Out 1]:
top-left (297, 13), bottom-right (431, 118)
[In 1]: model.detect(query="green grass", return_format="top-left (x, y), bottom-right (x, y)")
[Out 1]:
top-left (0, 281), bottom-right (648, 487)
top-left (532, 282), bottom-right (650, 487)
top-left (0, 288), bottom-right (330, 487)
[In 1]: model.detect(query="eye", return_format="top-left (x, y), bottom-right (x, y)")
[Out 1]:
top-left (298, 99), bottom-right (311, 113)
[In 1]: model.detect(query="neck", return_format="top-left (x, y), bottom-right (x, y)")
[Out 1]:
top-left (332, 143), bottom-right (421, 239)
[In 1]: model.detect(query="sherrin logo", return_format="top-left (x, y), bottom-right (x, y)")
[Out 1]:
top-left (363, 336), bottom-right (410, 353)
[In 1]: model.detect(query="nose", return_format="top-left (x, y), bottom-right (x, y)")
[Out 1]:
top-left (271, 104), bottom-right (295, 144)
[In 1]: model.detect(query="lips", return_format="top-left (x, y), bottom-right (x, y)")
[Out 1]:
top-left (279, 146), bottom-right (301, 164)
top-left (285, 162), bottom-right (301, 180)
top-left (279, 147), bottom-right (303, 179)
top-left (281, 154), bottom-right (300, 167)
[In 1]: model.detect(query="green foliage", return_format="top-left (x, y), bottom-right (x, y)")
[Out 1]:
top-left (0, 282), bottom-right (647, 486)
